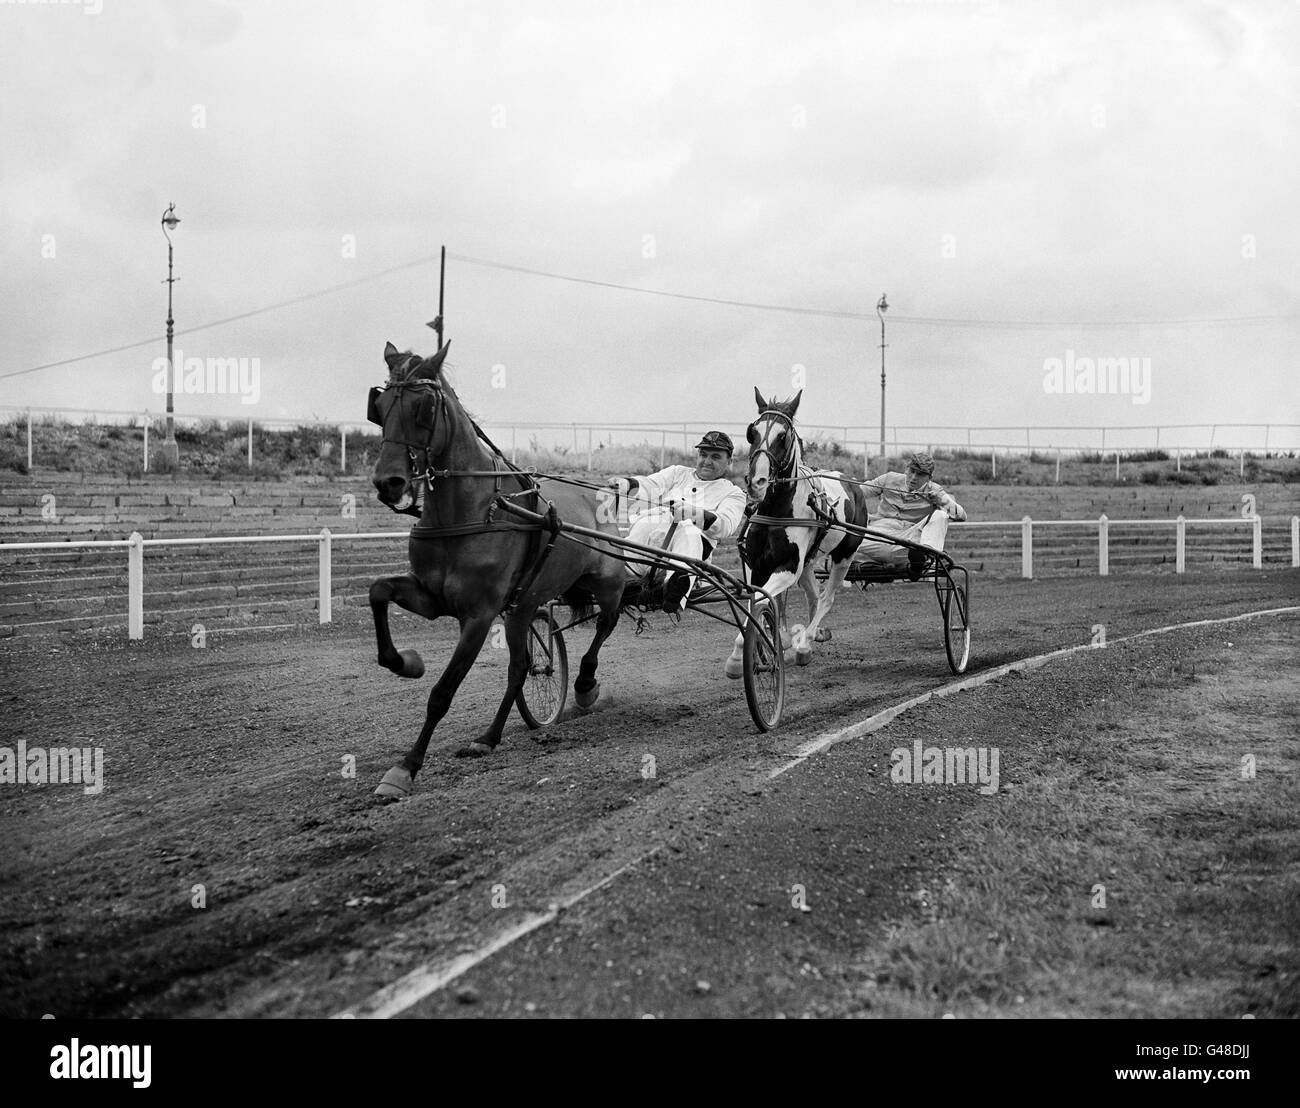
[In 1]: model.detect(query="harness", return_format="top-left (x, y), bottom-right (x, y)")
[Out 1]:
top-left (746, 409), bottom-right (833, 560)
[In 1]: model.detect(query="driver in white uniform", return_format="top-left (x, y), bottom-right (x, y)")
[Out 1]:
top-left (608, 431), bottom-right (748, 612)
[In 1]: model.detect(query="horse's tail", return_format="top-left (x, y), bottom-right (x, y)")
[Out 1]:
top-left (558, 587), bottom-right (598, 624)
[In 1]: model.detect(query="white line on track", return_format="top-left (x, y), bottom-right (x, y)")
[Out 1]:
top-left (335, 604), bottom-right (1299, 1018)
top-left (334, 847), bottom-right (660, 1019)
top-left (769, 604), bottom-right (1300, 778)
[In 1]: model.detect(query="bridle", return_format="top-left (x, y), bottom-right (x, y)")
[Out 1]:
top-left (746, 408), bottom-right (802, 496)
top-left (368, 372), bottom-right (447, 489)
top-left (368, 355), bottom-right (537, 508)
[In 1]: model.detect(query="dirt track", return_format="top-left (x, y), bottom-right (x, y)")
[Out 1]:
top-left (1, 570), bottom-right (1296, 1018)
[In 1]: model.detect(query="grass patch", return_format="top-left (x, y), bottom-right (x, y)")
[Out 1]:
top-left (840, 623), bottom-right (1300, 1018)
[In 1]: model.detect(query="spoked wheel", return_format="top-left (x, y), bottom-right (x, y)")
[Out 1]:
top-left (516, 609), bottom-right (568, 728)
top-left (942, 576), bottom-right (971, 675)
top-left (743, 599), bottom-right (785, 731)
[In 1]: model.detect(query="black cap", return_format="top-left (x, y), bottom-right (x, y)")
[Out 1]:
top-left (695, 431), bottom-right (734, 455)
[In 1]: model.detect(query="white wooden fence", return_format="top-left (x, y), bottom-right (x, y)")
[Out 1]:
top-left (2, 516), bottom-right (1296, 641)
top-left (963, 515), bottom-right (1268, 579)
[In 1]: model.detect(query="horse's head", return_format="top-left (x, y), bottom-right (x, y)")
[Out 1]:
top-left (368, 339), bottom-right (452, 515)
top-left (746, 386), bottom-right (802, 504)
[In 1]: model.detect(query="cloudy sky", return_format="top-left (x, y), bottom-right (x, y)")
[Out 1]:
top-left (2, 0), bottom-right (1297, 452)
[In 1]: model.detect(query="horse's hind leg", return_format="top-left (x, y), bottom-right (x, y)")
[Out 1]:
top-left (370, 574), bottom-right (439, 678)
top-left (461, 604), bottom-right (538, 757)
top-left (376, 611), bottom-right (496, 798)
top-left (574, 589), bottom-right (622, 710)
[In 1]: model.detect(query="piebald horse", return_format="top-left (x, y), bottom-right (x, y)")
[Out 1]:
top-left (724, 388), bottom-right (869, 675)
top-left (367, 341), bottom-right (626, 797)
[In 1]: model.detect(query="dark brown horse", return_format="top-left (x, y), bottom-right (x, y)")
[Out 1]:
top-left (367, 341), bottom-right (626, 799)
top-left (724, 388), bottom-right (870, 673)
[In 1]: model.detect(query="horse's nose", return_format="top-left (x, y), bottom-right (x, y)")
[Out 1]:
top-left (374, 475), bottom-right (406, 501)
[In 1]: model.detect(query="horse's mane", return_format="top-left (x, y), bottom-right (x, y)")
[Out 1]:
top-left (387, 348), bottom-right (480, 425)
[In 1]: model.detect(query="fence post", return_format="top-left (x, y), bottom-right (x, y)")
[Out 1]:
top-left (143, 414), bottom-right (150, 473)
top-left (1021, 516), bottom-right (1033, 579)
top-left (319, 528), bottom-right (333, 623)
top-left (247, 419), bottom-right (254, 469)
top-left (511, 426), bottom-right (517, 465)
top-left (1098, 514), bottom-right (1109, 576)
top-left (1176, 515), bottom-right (1185, 574)
top-left (128, 531), bottom-right (144, 640)
top-left (1055, 450), bottom-right (1061, 484)
top-left (1175, 447), bottom-right (1181, 473)
top-left (991, 447), bottom-right (996, 480)
top-left (26, 408), bottom-right (33, 471)
top-left (660, 431), bottom-right (666, 469)
top-left (340, 426), bottom-right (347, 473)
top-left (587, 427), bottom-right (593, 472)
top-left (1292, 516), bottom-right (1299, 568)
top-left (1252, 515), bottom-right (1262, 569)
top-left (1239, 449), bottom-right (1245, 479)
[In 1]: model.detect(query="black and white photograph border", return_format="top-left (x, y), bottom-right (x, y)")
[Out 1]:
top-left (1, 0), bottom-right (1296, 1058)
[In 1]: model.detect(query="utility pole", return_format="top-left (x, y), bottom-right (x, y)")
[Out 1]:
top-left (876, 293), bottom-right (889, 460)
top-left (160, 203), bottom-right (181, 466)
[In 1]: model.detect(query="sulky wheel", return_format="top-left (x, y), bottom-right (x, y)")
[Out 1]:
top-left (516, 609), bottom-right (568, 728)
top-left (942, 580), bottom-right (971, 675)
top-left (743, 599), bottom-right (785, 731)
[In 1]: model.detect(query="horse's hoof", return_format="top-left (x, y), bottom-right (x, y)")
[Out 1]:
top-left (574, 682), bottom-right (600, 709)
top-left (724, 657), bottom-right (743, 679)
top-left (398, 649), bottom-right (425, 679)
top-left (814, 628), bottom-right (832, 643)
top-left (373, 767), bottom-right (412, 801)
top-left (454, 742), bottom-right (494, 758)
top-left (795, 648), bottom-right (812, 666)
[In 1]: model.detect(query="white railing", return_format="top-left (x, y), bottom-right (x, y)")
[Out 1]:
top-left (3, 516), bottom-right (1297, 641)
top-left (961, 515), bottom-right (1268, 579)
top-left (1, 530), bottom-right (406, 640)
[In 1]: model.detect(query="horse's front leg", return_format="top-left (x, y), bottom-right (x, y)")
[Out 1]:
top-left (791, 563), bottom-right (820, 664)
top-left (374, 611), bottom-right (496, 799)
top-left (370, 573), bottom-right (440, 678)
top-left (799, 557), bottom-right (851, 664)
top-left (725, 574), bottom-right (797, 677)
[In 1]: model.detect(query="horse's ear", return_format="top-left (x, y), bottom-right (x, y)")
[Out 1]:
top-left (754, 386), bottom-right (767, 411)
top-left (383, 341), bottom-right (404, 368)
top-left (416, 341), bottom-right (451, 380)
top-left (788, 390), bottom-right (802, 417)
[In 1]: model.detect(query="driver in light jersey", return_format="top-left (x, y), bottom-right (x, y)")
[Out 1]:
top-left (607, 431), bottom-right (749, 612)
top-left (853, 450), bottom-right (967, 576)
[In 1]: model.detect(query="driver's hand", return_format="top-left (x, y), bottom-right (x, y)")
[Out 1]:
top-left (670, 501), bottom-right (693, 523)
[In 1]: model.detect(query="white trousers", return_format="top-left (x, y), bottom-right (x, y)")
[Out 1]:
top-left (854, 511), bottom-right (951, 564)
top-left (625, 512), bottom-right (706, 584)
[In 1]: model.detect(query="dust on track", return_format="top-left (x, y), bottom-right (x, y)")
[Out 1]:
top-left (0, 571), bottom-right (1295, 1017)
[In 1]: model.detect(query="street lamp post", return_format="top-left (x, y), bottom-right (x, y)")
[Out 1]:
top-left (160, 203), bottom-right (181, 466)
top-left (876, 293), bottom-right (889, 461)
